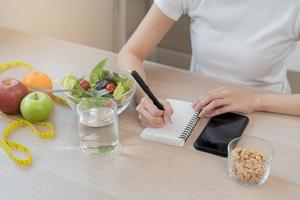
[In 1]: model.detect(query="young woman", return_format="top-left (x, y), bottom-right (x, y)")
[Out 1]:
top-left (117, 0), bottom-right (300, 128)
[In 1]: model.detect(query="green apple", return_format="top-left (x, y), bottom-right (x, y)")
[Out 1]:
top-left (20, 92), bottom-right (53, 122)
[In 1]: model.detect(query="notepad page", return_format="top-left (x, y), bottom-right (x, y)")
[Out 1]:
top-left (140, 99), bottom-right (195, 146)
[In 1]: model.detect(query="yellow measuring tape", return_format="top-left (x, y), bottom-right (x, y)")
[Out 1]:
top-left (0, 61), bottom-right (59, 166)
top-left (0, 114), bottom-right (54, 166)
top-left (0, 61), bottom-right (33, 71)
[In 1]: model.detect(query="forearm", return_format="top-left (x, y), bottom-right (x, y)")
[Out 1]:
top-left (117, 50), bottom-right (146, 104)
top-left (255, 93), bottom-right (300, 116)
top-left (116, 4), bottom-right (176, 104)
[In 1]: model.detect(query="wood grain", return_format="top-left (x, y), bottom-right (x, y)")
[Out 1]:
top-left (0, 27), bottom-right (299, 200)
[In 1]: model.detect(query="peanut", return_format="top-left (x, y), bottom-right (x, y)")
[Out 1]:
top-left (230, 147), bottom-right (268, 184)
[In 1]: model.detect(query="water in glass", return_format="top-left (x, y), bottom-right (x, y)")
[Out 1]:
top-left (78, 107), bottom-right (119, 155)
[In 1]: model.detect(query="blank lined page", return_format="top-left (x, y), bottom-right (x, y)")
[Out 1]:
top-left (140, 99), bottom-right (195, 146)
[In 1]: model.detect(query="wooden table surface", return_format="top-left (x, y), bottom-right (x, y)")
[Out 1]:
top-left (0, 27), bottom-right (299, 200)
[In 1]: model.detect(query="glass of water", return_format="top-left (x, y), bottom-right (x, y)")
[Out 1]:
top-left (77, 97), bottom-right (119, 156)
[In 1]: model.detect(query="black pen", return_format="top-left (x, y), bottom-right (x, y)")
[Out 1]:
top-left (130, 70), bottom-right (164, 110)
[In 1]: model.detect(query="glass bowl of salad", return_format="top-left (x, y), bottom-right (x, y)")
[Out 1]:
top-left (61, 59), bottom-right (136, 115)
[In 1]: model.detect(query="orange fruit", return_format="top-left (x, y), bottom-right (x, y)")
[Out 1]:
top-left (23, 71), bottom-right (53, 89)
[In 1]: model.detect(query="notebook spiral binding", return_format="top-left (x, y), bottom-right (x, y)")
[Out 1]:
top-left (179, 112), bottom-right (200, 141)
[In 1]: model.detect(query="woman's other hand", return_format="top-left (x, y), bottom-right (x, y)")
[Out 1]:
top-left (193, 87), bottom-right (260, 118)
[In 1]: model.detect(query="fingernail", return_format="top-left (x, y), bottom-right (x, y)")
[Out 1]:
top-left (165, 118), bottom-right (172, 124)
top-left (164, 117), bottom-right (171, 123)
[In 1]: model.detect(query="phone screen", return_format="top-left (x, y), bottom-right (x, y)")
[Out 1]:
top-left (194, 112), bottom-right (249, 157)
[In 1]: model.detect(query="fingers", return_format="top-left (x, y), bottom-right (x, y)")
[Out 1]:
top-left (200, 87), bottom-right (231, 107)
top-left (192, 99), bottom-right (201, 109)
top-left (162, 101), bottom-right (174, 123)
top-left (137, 97), bottom-right (173, 128)
top-left (192, 98), bottom-right (203, 112)
top-left (199, 98), bottom-right (233, 117)
top-left (140, 97), bottom-right (164, 117)
top-left (205, 106), bottom-right (233, 118)
top-left (195, 87), bottom-right (255, 118)
top-left (193, 87), bottom-right (231, 112)
top-left (136, 103), bottom-right (165, 128)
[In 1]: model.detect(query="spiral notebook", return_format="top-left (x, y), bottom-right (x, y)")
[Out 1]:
top-left (140, 99), bottom-right (200, 146)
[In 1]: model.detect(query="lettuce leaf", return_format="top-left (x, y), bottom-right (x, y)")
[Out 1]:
top-left (71, 79), bottom-right (89, 98)
top-left (89, 59), bottom-right (110, 85)
top-left (122, 78), bottom-right (132, 92)
top-left (63, 73), bottom-right (77, 89)
top-left (113, 82), bottom-right (126, 98)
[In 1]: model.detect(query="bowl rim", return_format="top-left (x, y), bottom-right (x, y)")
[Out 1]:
top-left (76, 96), bottom-right (118, 115)
top-left (227, 136), bottom-right (275, 162)
top-left (61, 68), bottom-right (136, 103)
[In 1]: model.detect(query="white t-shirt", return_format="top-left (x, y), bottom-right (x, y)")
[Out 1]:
top-left (154, 0), bottom-right (300, 93)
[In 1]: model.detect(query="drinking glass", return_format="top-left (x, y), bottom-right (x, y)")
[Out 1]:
top-left (227, 136), bottom-right (274, 185)
top-left (77, 97), bottom-right (119, 156)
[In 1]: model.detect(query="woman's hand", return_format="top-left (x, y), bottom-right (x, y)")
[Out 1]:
top-left (193, 87), bottom-right (260, 118)
top-left (136, 96), bottom-right (174, 128)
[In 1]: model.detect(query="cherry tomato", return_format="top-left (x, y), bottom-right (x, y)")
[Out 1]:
top-left (105, 83), bottom-right (116, 93)
top-left (106, 100), bottom-right (116, 109)
top-left (80, 80), bottom-right (90, 90)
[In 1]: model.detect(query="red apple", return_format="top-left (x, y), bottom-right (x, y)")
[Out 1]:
top-left (0, 78), bottom-right (28, 115)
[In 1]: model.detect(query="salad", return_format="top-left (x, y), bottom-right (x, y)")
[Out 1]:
top-left (62, 59), bottom-right (133, 102)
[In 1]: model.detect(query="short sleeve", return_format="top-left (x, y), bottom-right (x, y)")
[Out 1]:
top-left (154, 0), bottom-right (194, 21)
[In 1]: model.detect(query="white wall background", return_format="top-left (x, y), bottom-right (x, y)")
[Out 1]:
top-left (0, 0), bottom-right (116, 51)
top-left (0, 0), bottom-right (299, 72)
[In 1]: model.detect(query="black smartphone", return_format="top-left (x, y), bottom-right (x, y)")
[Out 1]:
top-left (194, 112), bottom-right (249, 157)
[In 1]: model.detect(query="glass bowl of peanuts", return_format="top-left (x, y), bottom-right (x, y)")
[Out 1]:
top-left (227, 136), bottom-right (275, 186)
